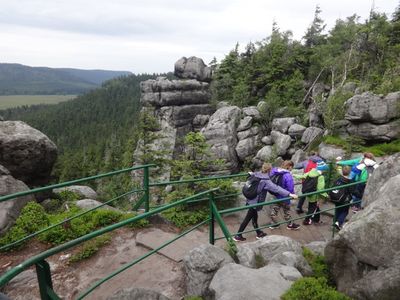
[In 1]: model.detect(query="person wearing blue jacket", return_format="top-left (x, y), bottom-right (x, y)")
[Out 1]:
top-left (233, 163), bottom-right (298, 242)
top-left (268, 161), bottom-right (301, 230)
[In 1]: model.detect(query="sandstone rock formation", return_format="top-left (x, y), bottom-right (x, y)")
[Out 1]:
top-left (325, 153), bottom-right (400, 300)
top-left (174, 56), bottom-right (212, 82)
top-left (0, 121), bottom-right (57, 187)
top-left (53, 185), bottom-right (98, 200)
top-left (0, 165), bottom-right (34, 236)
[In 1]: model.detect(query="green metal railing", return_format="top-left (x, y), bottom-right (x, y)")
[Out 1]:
top-left (0, 188), bottom-right (222, 299)
top-left (0, 161), bottom-right (366, 299)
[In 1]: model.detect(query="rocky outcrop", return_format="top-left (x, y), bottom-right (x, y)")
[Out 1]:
top-left (325, 153), bottom-right (400, 300)
top-left (106, 288), bottom-right (170, 300)
top-left (344, 92), bottom-right (400, 141)
top-left (318, 143), bottom-right (346, 161)
top-left (53, 185), bottom-right (98, 200)
top-left (209, 263), bottom-right (301, 300)
top-left (174, 56), bottom-right (212, 82)
top-left (0, 165), bottom-right (34, 236)
top-left (201, 106), bottom-right (241, 173)
top-left (0, 121), bottom-right (57, 187)
top-left (183, 244), bottom-right (234, 298)
top-left (300, 126), bottom-right (324, 144)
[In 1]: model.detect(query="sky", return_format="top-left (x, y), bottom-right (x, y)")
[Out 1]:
top-left (0, 0), bottom-right (398, 74)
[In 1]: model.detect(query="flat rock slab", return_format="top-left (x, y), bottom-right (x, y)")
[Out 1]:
top-left (136, 228), bottom-right (207, 262)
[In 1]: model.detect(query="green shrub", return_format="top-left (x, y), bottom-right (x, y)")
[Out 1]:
top-left (120, 212), bottom-right (149, 228)
top-left (69, 234), bottom-right (111, 263)
top-left (91, 209), bottom-right (123, 227)
top-left (57, 190), bottom-right (82, 202)
top-left (362, 139), bottom-right (400, 156)
top-left (302, 247), bottom-right (332, 283)
top-left (0, 226), bottom-right (26, 250)
top-left (281, 277), bottom-right (351, 300)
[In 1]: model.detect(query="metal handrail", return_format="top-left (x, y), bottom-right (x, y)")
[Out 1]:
top-left (0, 188), bottom-right (219, 290)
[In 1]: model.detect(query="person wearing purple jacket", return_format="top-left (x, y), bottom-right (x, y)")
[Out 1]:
top-left (233, 163), bottom-right (298, 242)
top-left (268, 161), bottom-right (301, 230)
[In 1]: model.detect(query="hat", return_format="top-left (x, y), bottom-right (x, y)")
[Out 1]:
top-left (316, 161), bottom-right (329, 171)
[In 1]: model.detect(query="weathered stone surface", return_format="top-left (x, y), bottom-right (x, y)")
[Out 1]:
top-left (184, 244), bottom-right (233, 298)
top-left (201, 106), bottom-right (241, 173)
top-left (270, 131), bottom-right (291, 156)
top-left (75, 199), bottom-right (118, 211)
top-left (174, 56), bottom-right (212, 82)
top-left (271, 118), bottom-right (296, 134)
top-left (237, 126), bottom-right (260, 140)
top-left (209, 263), bottom-right (300, 300)
top-left (106, 288), bottom-right (171, 300)
top-left (291, 149), bottom-right (307, 166)
top-left (235, 136), bottom-right (260, 161)
top-left (140, 78), bottom-right (211, 107)
top-left (237, 236), bottom-right (303, 267)
top-left (345, 91), bottom-right (400, 124)
top-left (237, 116), bottom-right (253, 132)
top-left (168, 104), bottom-right (214, 127)
top-left (318, 143), bottom-right (346, 161)
top-left (288, 124), bottom-right (306, 138)
top-left (301, 126), bottom-right (324, 144)
top-left (346, 120), bottom-right (400, 141)
top-left (261, 135), bottom-right (272, 145)
top-left (0, 121), bottom-right (57, 187)
top-left (53, 185), bottom-right (98, 200)
top-left (253, 146), bottom-right (274, 166)
top-left (0, 164), bottom-right (34, 236)
top-left (269, 251), bottom-right (313, 276)
top-left (193, 114), bottom-right (210, 129)
top-left (305, 241), bottom-right (327, 256)
top-left (242, 106), bottom-right (261, 121)
top-left (325, 157), bottom-right (400, 299)
top-left (308, 103), bottom-right (324, 128)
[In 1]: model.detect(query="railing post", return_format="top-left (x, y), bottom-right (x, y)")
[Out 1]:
top-left (36, 260), bottom-right (60, 300)
top-left (209, 192), bottom-right (215, 245)
top-left (143, 166), bottom-right (150, 212)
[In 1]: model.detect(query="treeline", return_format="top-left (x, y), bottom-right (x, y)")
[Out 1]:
top-left (211, 5), bottom-right (400, 115)
top-left (1, 74), bottom-right (156, 183)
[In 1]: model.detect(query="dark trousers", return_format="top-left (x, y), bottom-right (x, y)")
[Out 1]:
top-left (297, 196), bottom-right (306, 210)
top-left (305, 201), bottom-right (320, 223)
top-left (335, 203), bottom-right (350, 226)
top-left (237, 207), bottom-right (262, 235)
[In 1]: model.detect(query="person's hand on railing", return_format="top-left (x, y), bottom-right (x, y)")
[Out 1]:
top-left (289, 193), bottom-right (298, 199)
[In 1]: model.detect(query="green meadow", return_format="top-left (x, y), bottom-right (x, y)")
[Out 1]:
top-left (0, 95), bottom-right (76, 110)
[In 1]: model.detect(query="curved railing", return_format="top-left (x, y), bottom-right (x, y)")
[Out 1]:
top-left (0, 161), bottom-right (367, 299)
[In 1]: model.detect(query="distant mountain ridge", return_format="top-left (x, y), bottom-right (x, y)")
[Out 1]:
top-left (0, 63), bottom-right (132, 95)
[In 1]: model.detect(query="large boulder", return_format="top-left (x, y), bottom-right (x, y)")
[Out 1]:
top-left (0, 165), bottom-right (34, 236)
top-left (288, 124), bottom-right (306, 138)
top-left (270, 131), bottom-right (291, 156)
top-left (235, 135), bottom-right (260, 162)
top-left (346, 120), bottom-right (400, 142)
top-left (325, 154), bottom-right (400, 300)
top-left (345, 92), bottom-right (400, 124)
top-left (140, 77), bottom-right (211, 107)
top-left (209, 262), bottom-right (301, 300)
top-left (271, 118), bottom-right (296, 134)
top-left (318, 143), bottom-right (346, 161)
top-left (201, 106), bottom-right (241, 173)
top-left (174, 56), bottom-right (212, 82)
top-left (0, 121), bottom-right (57, 187)
top-left (183, 244), bottom-right (234, 298)
top-left (301, 126), bottom-right (324, 144)
top-left (53, 185), bottom-right (98, 200)
top-left (242, 106), bottom-right (261, 121)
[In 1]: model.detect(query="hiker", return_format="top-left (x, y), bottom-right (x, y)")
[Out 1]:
top-left (349, 153), bottom-right (379, 212)
top-left (268, 160), bottom-right (301, 230)
top-left (233, 163), bottom-right (298, 242)
top-left (329, 166), bottom-right (354, 230)
top-left (294, 151), bottom-right (324, 214)
top-left (294, 161), bottom-right (329, 225)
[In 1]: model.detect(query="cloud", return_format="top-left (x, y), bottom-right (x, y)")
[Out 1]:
top-left (0, 0), bottom-right (398, 73)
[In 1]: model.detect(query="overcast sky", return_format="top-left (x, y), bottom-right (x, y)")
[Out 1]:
top-left (0, 0), bottom-right (398, 74)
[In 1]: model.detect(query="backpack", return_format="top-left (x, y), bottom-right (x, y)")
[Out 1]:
top-left (302, 176), bottom-right (319, 194)
top-left (242, 174), bottom-right (261, 199)
top-left (329, 178), bottom-right (350, 204)
top-left (269, 173), bottom-right (284, 197)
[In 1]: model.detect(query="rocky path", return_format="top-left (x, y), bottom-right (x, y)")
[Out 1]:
top-left (1, 202), bottom-right (341, 300)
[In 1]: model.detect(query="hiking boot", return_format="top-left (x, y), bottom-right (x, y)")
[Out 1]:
top-left (303, 219), bottom-right (312, 225)
top-left (334, 221), bottom-right (341, 231)
top-left (352, 207), bottom-right (360, 213)
top-left (268, 223), bottom-right (280, 229)
top-left (287, 223), bottom-right (301, 230)
top-left (256, 231), bottom-right (267, 239)
top-left (233, 235), bottom-right (246, 242)
top-left (296, 208), bottom-right (304, 214)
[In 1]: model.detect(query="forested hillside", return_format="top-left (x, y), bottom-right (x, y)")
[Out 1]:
top-left (1, 74), bottom-right (156, 183)
top-left (0, 63), bottom-right (131, 95)
top-left (211, 6), bottom-right (400, 116)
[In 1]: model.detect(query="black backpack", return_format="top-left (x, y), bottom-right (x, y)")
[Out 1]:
top-left (269, 173), bottom-right (284, 197)
top-left (302, 176), bottom-right (319, 194)
top-left (242, 174), bottom-right (261, 199)
top-left (329, 178), bottom-right (350, 204)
